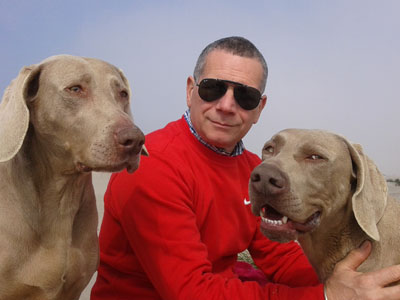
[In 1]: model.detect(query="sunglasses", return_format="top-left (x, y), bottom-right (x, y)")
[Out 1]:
top-left (196, 78), bottom-right (262, 110)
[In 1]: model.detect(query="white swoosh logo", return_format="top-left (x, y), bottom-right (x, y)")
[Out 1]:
top-left (244, 198), bottom-right (251, 205)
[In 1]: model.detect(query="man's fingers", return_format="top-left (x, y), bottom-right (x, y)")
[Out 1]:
top-left (368, 264), bottom-right (400, 287)
top-left (327, 241), bottom-right (400, 300)
top-left (335, 240), bottom-right (372, 271)
top-left (381, 283), bottom-right (400, 299)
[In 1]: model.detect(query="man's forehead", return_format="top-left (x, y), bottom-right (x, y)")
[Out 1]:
top-left (201, 50), bottom-right (264, 86)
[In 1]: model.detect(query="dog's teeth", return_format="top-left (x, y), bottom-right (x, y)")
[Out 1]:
top-left (262, 217), bottom-right (283, 226)
top-left (260, 208), bottom-right (289, 226)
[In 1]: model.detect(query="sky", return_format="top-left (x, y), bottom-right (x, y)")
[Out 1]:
top-left (1, 0), bottom-right (399, 177)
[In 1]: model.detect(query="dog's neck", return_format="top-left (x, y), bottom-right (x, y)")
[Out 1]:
top-left (0, 126), bottom-right (99, 299)
top-left (8, 126), bottom-right (93, 243)
top-left (298, 204), bottom-right (367, 283)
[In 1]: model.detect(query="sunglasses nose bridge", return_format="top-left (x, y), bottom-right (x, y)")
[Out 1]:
top-left (215, 85), bottom-right (238, 110)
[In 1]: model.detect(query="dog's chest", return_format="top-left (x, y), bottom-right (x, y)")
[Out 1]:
top-left (14, 237), bottom-right (98, 299)
top-left (3, 185), bottom-right (99, 299)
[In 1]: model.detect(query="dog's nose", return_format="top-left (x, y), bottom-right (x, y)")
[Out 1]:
top-left (115, 125), bottom-right (145, 155)
top-left (250, 163), bottom-right (289, 195)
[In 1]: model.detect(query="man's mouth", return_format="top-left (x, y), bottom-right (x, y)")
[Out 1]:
top-left (210, 119), bottom-right (236, 128)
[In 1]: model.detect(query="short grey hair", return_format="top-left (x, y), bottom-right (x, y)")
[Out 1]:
top-left (193, 36), bottom-right (268, 93)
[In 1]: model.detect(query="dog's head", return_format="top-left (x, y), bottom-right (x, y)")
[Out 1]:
top-left (249, 129), bottom-right (387, 242)
top-left (0, 55), bottom-right (148, 174)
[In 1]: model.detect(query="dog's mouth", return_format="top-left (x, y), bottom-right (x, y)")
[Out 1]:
top-left (76, 145), bottom-right (149, 174)
top-left (77, 162), bottom-right (93, 173)
top-left (259, 204), bottom-right (321, 241)
top-left (77, 160), bottom-right (136, 174)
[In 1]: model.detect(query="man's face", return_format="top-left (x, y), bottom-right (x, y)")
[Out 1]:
top-left (186, 50), bottom-right (267, 153)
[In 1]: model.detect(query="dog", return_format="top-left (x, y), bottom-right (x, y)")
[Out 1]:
top-left (0, 55), bottom-right (147, 299)
top-left (249, 128), bottom-right (399, 283)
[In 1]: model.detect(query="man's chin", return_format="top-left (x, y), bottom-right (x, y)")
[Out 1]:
top-left (194, 120), bottom-right (244, 152)
top-left (206, 139), bottom-right (235, 153)
top-left (201, 133), bottom-right (235, 151)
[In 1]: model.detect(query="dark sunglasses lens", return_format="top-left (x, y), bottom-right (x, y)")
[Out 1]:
top-left (234, 86), bottom-right (261, 110)
top-left (198, 79), bottom-right (227, 102)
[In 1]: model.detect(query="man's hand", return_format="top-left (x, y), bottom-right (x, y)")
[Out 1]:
top-left (325, 241), bottom-right (400, 300)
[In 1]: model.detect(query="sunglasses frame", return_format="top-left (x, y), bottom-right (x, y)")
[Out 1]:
top-left (196, 78), bottom-right (262, 111)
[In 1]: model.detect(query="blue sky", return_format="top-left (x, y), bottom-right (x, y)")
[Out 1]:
top-left (1, 0), bottom-right (399, 176)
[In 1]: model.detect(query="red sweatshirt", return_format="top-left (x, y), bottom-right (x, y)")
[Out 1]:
top-left (91, 117), bottom-right (324, 300)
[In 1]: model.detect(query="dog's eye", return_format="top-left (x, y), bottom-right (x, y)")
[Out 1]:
top-left (308, 154), bottom-right (323, 160)
top-left (69, 86), bottom-right (82, 92)
top-left (264, 146), bottom-right (274, 154)
top-left (120, 90), bottom-right (129, 99)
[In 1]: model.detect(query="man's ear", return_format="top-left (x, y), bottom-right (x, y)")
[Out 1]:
top-left (186, 76), bottom-right (196, 108)
top-left (253, 95), bottom-right (267, 124)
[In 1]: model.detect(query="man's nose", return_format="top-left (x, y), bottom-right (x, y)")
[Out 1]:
top-left (215, 86), bottom-right (237, 112)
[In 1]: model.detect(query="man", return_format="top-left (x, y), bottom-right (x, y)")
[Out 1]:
top-left (91, 36), bottom-right (400, 299)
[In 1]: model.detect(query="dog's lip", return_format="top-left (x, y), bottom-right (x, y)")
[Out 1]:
top-left (76, 162), bottom-right (93, 173)
top-left (259, 218), bottom-right (299, 241)
top-left (291, 211), bottom-right (321, 232)
top-left (260, 204), bottom-right (321, 234)
top-left (76, 160), bottom-right (133, 173)
top-left (75, 146), bottom-right (147, 174)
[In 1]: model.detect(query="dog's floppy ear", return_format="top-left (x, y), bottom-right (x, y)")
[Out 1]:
top-left (0, 64), bottom-right (41, 162)
top-left (344, 140), bottom-right (387, 241)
